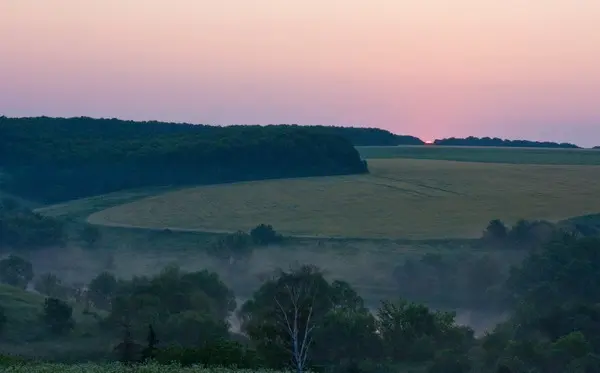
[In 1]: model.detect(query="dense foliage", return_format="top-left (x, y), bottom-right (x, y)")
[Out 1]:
top-left (481, 219), bottom-right (563, 250)
top-left (0, 199), bottom-right (65, 249)
top-left (433, 136), bottom-right (580, 148)
top-left (304, 125), bottom-right (424, 146)
top-left (474, 236), bottom-right (600, 373)
top-left (238, 265), bottom-right (474, 372)
top-left (0, 116), bottom-right (368, 202)
top-left (1, 224), bottom-right (600, 373)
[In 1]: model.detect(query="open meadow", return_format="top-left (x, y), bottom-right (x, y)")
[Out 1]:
top-left (357, 145), bottom-right (600, 164)
top-left (87, 157), bottom-right (600, 239)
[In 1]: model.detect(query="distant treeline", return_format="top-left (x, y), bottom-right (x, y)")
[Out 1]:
top-left (0, 116), bottom-right (368, 202)
top-left (433, 136), bottom-right (580, 148)
top-left (305, 125), bottom-right (424, 146)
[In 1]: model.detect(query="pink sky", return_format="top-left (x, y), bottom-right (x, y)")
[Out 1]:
top-left (1, 0), bottom-right (600, 146)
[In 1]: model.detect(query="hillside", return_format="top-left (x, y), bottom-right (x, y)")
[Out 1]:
top-left (0, 117), bottom-right (368, 203)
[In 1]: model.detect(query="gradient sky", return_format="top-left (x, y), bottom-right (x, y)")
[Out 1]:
top-left (1, 1), bottom-right (600, 146)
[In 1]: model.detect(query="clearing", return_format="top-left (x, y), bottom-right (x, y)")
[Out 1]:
top-left (87, 158), bottom-right (600, 239)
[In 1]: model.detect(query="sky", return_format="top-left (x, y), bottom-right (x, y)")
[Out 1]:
top-left (1, 1), bottom-right (600, 146)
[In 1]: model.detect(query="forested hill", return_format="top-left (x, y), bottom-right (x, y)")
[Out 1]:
top-left (304, 125), bottom-right (424, 146)
top-left (0, 116), bottom-right (368, 203)
top-left (434, 136), bottom-right (580, 148)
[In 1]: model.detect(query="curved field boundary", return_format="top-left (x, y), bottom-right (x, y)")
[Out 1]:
top-left (85, 158), bottom-right (600, 240)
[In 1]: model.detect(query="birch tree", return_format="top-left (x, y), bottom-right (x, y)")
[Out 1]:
top-left (239, 265), bottom-right (331, 371)
top-left (274, 274), bottom-right (319, 373)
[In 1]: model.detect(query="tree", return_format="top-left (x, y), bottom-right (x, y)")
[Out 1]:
top-left (250, 224), bottom-right (282, 245)
top-left (0, 255), bottom-right (33, 289)
top-left (34, 272), bottom-right (68, 299)
top-left (507, 237), bottom-right (600, 313)
top-left (87, 271), bottom-right (118, 310)
top-left (114, 317), bottom-right (140, 364)
top-left (0, 305), bottom-right (6, 335)
top-left (376, 299), bottom-right (474, 363)
top-left (141, 324), bottom-right (159, 362)
top-left (105, 265), bottom-right (235, 344)
top-left (163, 311), bottom-right (229, 346)
top-left (484, 219), bottom-right (508, 242)
top-left (42, 297), bottom-right (74, 334)
top-left (239, 265), bottom-right (360, 371)
top-left (312, 308), bottom-right (381, 367)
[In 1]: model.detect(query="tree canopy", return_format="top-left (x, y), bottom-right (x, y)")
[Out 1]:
top-left (433, 136), bottom-right (579, 149)
top-left (0, 116), bottom-right (369, 202)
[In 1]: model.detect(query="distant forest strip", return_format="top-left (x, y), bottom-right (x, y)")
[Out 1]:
top-left (433, 136), bottom-right (580, 148)
top-left (0, 117), bottom-right (369, 203)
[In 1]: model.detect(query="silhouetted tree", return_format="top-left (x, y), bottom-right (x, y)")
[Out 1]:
top-left (250, 224), bottom-right (282, 245)
top-left (87, 271), bottom-right (118, 311)
top-left (115, 317), bottom-right (139, 364)
top-left (484, 219), bottom-right (508, 242)
top-left (42, 297), bottom-right (74, 335)
top-left (141, 324), bottom-right (159, 362)
top-left (0, 305), bottom-right (6, 335)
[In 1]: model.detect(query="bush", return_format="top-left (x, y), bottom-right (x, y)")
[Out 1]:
top-left (154, 339), bottom-right (262, 368)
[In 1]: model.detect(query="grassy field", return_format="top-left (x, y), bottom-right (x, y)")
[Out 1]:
top-left (0, 363), bottom-right (428, 373)
top-left (0, 365), bottom-right (277, 373)
top-left (357, 145), bottom-right (600, 165)
top-left (87, 158), bottom-right (600, 239)
top-left (0, 283), bottom-right (114, 361)
top-left (34, 187), bottom-right (175, 220)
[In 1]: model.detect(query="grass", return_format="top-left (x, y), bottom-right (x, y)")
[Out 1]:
top-left (0, 284), bottom-right (45, 340)
top-left (0, 283), bottom-right (113, 361)
top-left (0, 364), bottom-right (285, 373)
top-left (1, 363), bottom-right (429, 373)
top-left (357, 145), bottom-right (600, 165)
top-left (34, 187), bottom-right (175, 220)
top-left (87, 158), bottom-right (600, 239)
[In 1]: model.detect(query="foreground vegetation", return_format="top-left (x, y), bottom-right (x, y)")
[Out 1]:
top-left (0, 364), bottom-right (286, 373)
top-left (87, 158), bottom-right (600, 239)
top-left (1, 232), bottom-right (600, 373)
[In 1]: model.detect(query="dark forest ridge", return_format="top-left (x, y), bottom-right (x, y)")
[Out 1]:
top-left (433, 136), bottom-right (580, 149)
top-left (0, 116), bottom-right (368, 203)
top-left (0, 116), bottom-right (585, 148)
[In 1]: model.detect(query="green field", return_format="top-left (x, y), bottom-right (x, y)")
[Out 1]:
top-left (357, 145), bottom-right (600, 165)
top-left (87, 158), bottom-right (600, 239)
top-left (0, 364), bottom-right (284, 373)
